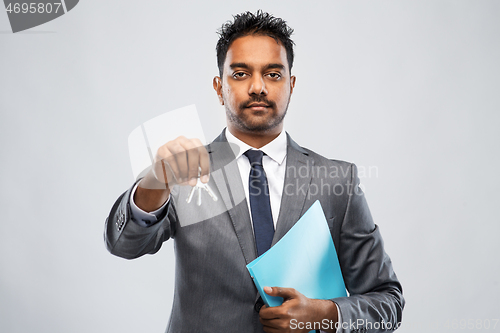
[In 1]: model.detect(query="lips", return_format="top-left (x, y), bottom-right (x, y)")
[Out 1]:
top-left (240, 98), bottom-right (274, 111)
top-left (247, 103), bottom-right (270, 109)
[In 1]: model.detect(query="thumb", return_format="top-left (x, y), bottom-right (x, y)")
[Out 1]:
top-left (263, 287), bottom-right (297, 299)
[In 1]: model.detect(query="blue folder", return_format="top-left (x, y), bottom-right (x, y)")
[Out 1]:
top-left (246, 200), bottom-right (347, 307)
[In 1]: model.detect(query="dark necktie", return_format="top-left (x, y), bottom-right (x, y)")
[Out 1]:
top-left (244, 149), bottom-right (275, 256)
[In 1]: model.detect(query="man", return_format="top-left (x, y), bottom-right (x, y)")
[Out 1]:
top-left (105, 10), bottom-right (404, 333)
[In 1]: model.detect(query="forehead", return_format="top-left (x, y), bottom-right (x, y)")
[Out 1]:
top-left (225, 35), bottom-right (288, 71)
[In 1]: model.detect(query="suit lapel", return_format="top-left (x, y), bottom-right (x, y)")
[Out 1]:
top-left (272, 134), bottom-right (314, 246)
top-left (208, 131), bottom-right (257, 264)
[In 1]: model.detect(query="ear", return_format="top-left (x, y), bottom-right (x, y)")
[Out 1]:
top-left (213, 76), bottom-right (224, 105)
top-left (289, 75), bottom-right (296, 95)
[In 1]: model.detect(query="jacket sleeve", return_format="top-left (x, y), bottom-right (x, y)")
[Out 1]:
top-left (104, 182), bottom-right (177, 260)
top-left (333, 164), bottom-right (404, 333)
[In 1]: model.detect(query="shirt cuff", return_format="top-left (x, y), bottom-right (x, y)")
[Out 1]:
top-left (335, 302), bottom-right (341, 333)
top-left (320, 301), bottom-right (341, 333)
top-left (129, 182), bottom-right (169, 227)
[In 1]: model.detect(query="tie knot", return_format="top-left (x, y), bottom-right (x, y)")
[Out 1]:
top-left (244, 149), bottom-right (264, 165)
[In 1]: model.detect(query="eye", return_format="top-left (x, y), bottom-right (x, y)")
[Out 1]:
top-left (266, 72), bottom-right (282, 80)
top-left (232, 72), bottom-right (248, 79)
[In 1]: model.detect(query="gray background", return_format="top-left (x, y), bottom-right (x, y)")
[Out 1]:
top-left (1, 0), bottom-right (499, 332)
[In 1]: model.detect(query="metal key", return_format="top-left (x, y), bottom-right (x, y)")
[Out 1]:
top-left (186, 170), bottom-right (218, 205)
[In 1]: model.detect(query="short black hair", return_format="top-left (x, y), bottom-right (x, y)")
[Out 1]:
top-left (216, 10), bottom-right (295, 77)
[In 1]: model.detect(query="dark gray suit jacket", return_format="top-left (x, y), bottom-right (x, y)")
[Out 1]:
top-left (105, 131), bottom-right (404, 333)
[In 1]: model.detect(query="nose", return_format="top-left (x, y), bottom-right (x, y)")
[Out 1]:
top-left (248, 75), bottom-right (268, 96)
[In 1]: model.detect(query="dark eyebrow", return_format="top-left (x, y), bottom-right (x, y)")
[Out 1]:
top-left (229, 63), bottom-right (286, 71)
top-left (229, 62), bottom-right (250, 70)
top-left (263, 63), bottom-right (285, 71)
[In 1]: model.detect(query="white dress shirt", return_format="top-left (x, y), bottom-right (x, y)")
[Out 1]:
top-left (225, 128), bottom-right (287, 229)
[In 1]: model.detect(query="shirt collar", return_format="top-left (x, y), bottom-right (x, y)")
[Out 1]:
top-left (225, 128), bottom-right (287, 165)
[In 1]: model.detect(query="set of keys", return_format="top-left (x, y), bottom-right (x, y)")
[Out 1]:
top-left (186, 169), bottom-right (218, 206)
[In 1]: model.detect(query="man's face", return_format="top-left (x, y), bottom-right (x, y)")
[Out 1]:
top-left (213, 35), bottom-right (296, 134)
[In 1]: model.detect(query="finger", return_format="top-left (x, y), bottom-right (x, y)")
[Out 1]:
top-left (179, 139), bottom-right (200, 186)
top-left (261, 322), bottom-right (281, 333)
top-left (259, 306), bottom-right (281, 320)
top-left (153, 146), bottom-right (174, 183)
top-left (260, 317), bottom-right (287, 332)
top-left (161, 159), bottom-right (177, 186)
top-left (197, 144), bottom-right (210, 183)
top-left (167, 139), bottom-right (189, 183)
top-left (163, 154), bottom-right (182, 184)
top-left (156, 145), bottom-right (182, 185)
top-left (264, 286), bottom-right (298, 300)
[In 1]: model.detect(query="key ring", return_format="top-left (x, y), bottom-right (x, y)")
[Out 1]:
top-left (186, 168), bottom-right (218, 205)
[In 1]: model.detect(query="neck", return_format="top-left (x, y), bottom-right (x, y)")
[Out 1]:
top-left (227, 125), bottom-right (282, 149)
